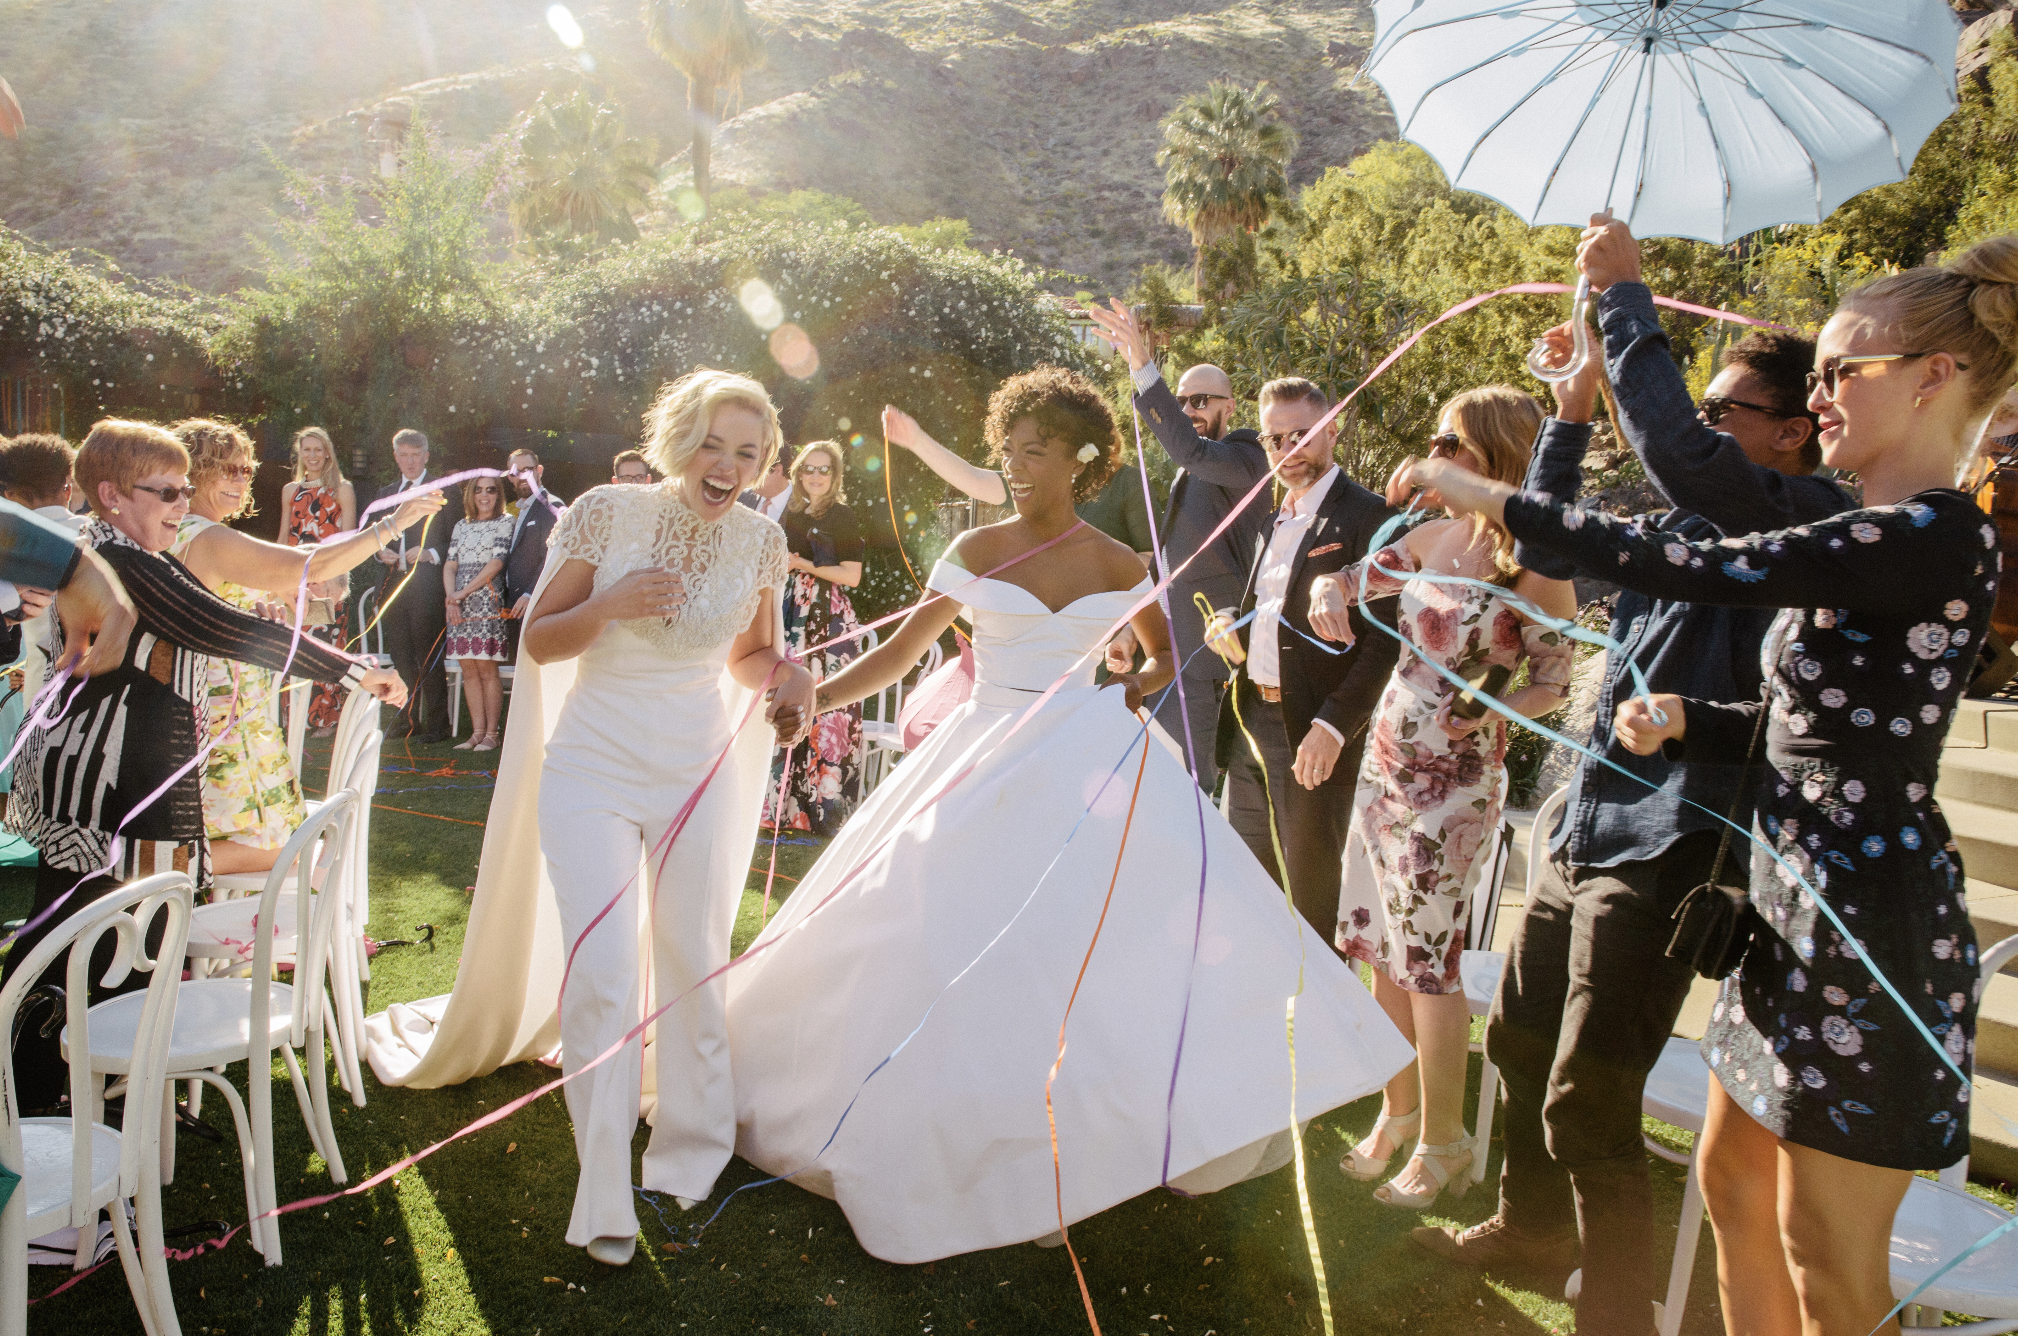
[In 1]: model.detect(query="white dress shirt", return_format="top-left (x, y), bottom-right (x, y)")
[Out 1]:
top-left (1248, 466), bottom-right (1345, 744)
top-left (760, 490), bottom-right (789, 523)
top-left (397, 472), bottom-right (440, 568)
top-left (511, 485), bottom-right (552, 548)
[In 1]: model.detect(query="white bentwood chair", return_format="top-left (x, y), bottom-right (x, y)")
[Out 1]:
top-left (2, 872), bottom-right (193, 1336)
top-left (858, 632), bottom-right (945, 799)
top-left (87, 794), bottom-right (361, 1266)
top-left (1459, 785), bottom-right (1557, 1184)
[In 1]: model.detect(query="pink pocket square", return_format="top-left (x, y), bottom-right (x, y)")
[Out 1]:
top-left (1306, 542), bottom-right (1344, 558)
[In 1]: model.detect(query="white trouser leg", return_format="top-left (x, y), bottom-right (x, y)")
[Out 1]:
top-left (548, 806), bottom-right (652, 1247)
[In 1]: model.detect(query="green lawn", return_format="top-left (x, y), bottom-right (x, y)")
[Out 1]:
top-left (14, 725), bottom-right (2006, 1335)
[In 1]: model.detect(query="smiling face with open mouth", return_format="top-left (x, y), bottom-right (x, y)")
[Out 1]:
top-left (678, 404), bottom-right (770, 520)
top-left (115, 471), bottom-right (194, 553)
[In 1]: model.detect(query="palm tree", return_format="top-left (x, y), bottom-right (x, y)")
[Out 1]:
top-left (1156, 82), bottom-right (1300, 291)
top-left (509, 92), bottom-right (658, 254)
top-left (642, 0), bottom-right (766, 210)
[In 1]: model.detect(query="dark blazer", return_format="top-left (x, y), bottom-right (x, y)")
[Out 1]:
top-left (375, 473), bottom-right (452, 588)
top-left (1133, 376), bottom-right (1273, 612)
top-left (503, 488), bottom-right (561, 609)
top-left (1216, 470), bottom-right (1402, 783)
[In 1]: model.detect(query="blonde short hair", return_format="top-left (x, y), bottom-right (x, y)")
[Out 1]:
top-left (171, 418), bottom-right (259, 519)
top-left (641, 368), bottom-right (781, 485)
top-left (786, 441), bottom-right (847, 517)
top-left (76, 419), bottom-right (190, 519)
top-left (291, 426), bottom-right (346, 489)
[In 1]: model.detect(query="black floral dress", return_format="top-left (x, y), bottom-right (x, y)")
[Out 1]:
top-left (1506, 487), bottom-right (1995, 1170)
top-left (764, 502), bottom-right (866, 836)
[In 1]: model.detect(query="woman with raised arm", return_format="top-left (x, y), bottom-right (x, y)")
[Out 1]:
top-left (727, 367), bottom-right (1412, 1264)
top-left (511, 370), bottom-right (812, 1268)
top-left (169, 418), bottom-right (442, 876)
top-left (1402, 233), bottom-right (2018, 1336)
top-left (3, 419), bottom-right (405, 1112)
top-left (1304, 386), bottom-right (1576, 1211)
top-left (279, 426), bottom-right (358, 737)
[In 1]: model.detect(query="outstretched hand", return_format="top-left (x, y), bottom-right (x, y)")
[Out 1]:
top-left (1306, 572), bottom-right (1358, 644)
top-left (1536, 321), bottom-right (1603, 422)
top-left (1399, 458), bottom-right (1512, 523)
top-left (1576, 210), bottom-right (1640, 293)
top-left (1087, 299), bottom-right (1153, 372)
top-left (883, 405), bottom-right (926, 454)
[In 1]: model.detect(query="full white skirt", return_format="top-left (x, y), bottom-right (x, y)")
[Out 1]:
top-left (727, 681), bottom-right (1413, 1262)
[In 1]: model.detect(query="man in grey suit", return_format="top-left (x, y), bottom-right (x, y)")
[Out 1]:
top-left (1090, 300), bottom-right (1273, 790)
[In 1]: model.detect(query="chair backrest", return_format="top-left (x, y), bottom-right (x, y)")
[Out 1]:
top-left (354, 587), bottom-right (384, 659)
top-left (0, 873), bottom-right (193, 1224)
top-left (340, 731), bottom-right (383, 930)
top-left (1525, 785), bottom-right (1572, 913)
top-left (285, 678), bottom-right (309, 779)
top-left (919, 638), bottom-right (944, 679)
top-left (244, 792), bottom-right (358, 1051)
top-left (323, 687), bottom-right (378, 801)
top-left (1468, 818), bottom-right (1517, 953)
top-left (1940, 930), bottom-right (2018, 1187)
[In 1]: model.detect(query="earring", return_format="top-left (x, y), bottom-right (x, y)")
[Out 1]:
top-left (109, 507), bottom-right (120, 515)
top-left (1914, 396), bottom-right (1924, 408)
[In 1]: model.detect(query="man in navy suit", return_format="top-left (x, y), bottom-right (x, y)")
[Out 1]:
top-left (501, 447), bottom-right (562, 662)
top-left (374, 429), bottom-right (452, 742)
top-left (1212, 379), bottom-right (1399, 951)
top-left (1089, 300), bottom-right (1273, 790)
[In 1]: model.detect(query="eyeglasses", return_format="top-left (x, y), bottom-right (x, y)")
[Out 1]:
top-left (1177, 393), bottom-right (1230, 411)
top-left (1257, 429), bottom-right (1311, 453)
top-left (1806, 351), bottom-right (1965, 399)
top-left (216, 463), bottom-right (256, 482)
top-left (1428, 433), bottom-right (1472, 460)
top-left (1697, 395), bottom-right (1793, 426)
top-left (130, 483), bottom-right (197, 504)
top-left (800, 464), bottom-right (834, 477)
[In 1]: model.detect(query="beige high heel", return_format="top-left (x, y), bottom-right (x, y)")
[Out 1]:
top-left (1372, 1135), bottom-right (1476, 1210)
top-left (1339, 1105), bottom-right (1422, 1182)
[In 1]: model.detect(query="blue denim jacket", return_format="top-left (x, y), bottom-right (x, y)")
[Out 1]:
top-left (1514, 282), bottom-right (1849, 868)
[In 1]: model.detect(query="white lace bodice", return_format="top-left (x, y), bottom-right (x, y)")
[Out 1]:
top-left (548, 483), bottom-right (788, 659)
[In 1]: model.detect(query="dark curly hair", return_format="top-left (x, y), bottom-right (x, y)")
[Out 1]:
top-left (983, 366), bottom-right (1121, 503)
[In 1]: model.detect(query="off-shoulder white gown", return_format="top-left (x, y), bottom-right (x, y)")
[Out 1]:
top-left (727, 560), bottom-right (1414, 1263)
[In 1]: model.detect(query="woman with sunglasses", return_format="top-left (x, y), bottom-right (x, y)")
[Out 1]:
top-left (166, 419), bottom-right (439, 876)
top-left (444, 476), bottom-right (515, 750)
top-left (764, 440), bottom-right (866, 834)
top-left (3, 420), bottom-right (406, 1112)
top-left (1402, 233), bottom-right (2018, 1335)
top-left (1303, 388), bottom-right (1577, 1210)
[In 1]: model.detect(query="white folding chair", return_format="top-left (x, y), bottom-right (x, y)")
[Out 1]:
top-left (1891, 931), bottom-right (2018, 1331)
top-left (329, 730), bottom-right (384, 1105)
top-left (446, 661), bottom-right (515, 739)
top-left (208, 685), bottom-right (378, 904)
top-left (89, 794), bottom-right (360, 1266)
top-left (858, 633), bottom-right (944, 799)
top-left (353, 586), bottom-right (384, 660)
top-left (2, 873), bottom-right (192, 1336)
top-left (1460, 786), bottom-right (1556, 1183)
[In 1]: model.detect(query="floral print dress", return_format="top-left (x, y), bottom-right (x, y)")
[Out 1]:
top-left (1505, 488), bottom-right (1995, 1170)
top-left (288, 482), bottom-right (350, 731)
top-left (169, 516), bottom-right (309, 851)
top-left (764, 503), bottom-right (866, 835)
top-left (1336, 539), bottom-right (1573, 993)
top-left (445, 515), bottom-right (514, 661)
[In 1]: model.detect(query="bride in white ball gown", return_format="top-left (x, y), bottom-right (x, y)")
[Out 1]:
top-left (727, 368), bottom-right (1413, 1263)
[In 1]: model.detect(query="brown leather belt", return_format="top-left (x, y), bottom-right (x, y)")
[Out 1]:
top-left (1255, 683), bottom-right (1282, 704)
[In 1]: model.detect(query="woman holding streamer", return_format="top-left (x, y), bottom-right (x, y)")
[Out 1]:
top-left (1305, 388), bottom-right (1575, 1210)
top-left (167, 418), bottom-right (443, 876)
top-left (1405, 235), bottom-right (2018, 1336)
top-left (279, 425), bottom-right (356, 737)
top-left (764, 439), bottom-right (866, 834)
top-left (518, 369), bottom-right (813, 1267)
top-left (727, 367), bottom-right (1413, 1264)
top-left (3, 419), bottom-right (406, 1113)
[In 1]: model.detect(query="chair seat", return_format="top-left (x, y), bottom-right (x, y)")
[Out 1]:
top-left (1642, 1036), bottom-right (1711, 1133)
top-left (1460, 949), bottom-right (1504, 1018)
top-left (19, 1118), bottom-right (121, 1233)
top-left (861, 721), bottom-right (904, 752)
top-left (1890, 1176), bottom-right (2018, 1312)
top-left (78, 977), bottom-right (295, 1074)
top-left (186, 892), bottom-right (300, 960)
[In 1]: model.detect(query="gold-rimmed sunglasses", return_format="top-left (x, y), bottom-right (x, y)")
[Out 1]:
top-left (1806, 351), bottom-right (1966, 399)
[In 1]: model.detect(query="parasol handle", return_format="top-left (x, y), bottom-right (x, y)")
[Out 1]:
top-left (1526, 274), bottom-right (1593, 384)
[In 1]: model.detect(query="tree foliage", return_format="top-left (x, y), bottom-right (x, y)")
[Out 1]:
top-left (1156, 81), bottom-right (1299, 288)
top-left (509, 92), bottom-right (659, 257)
top-left (642, 0), bottom-right (766, 207)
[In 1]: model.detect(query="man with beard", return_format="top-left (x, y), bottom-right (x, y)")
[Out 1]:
top-left (1089, 300), bottom-right (1274, 790)
top-left (1206, 377), bottom-right (1399, 950)
top-left (501, 447), bottom-right (561, 661)
top-left (1413, 217), bottom-right (1844, 1334)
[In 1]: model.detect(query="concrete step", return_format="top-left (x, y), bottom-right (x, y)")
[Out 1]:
top-left (1974, 1066), bottom-right (2018, 1187)
top-left (1982, 970), bottom-right (2018, 1079)
top-left (1949, 697), bottom-right (2018, 753)
top-left (1973, 879), bottom-right (2018, 954)
top-left (1943, 795), bottom-right (2018, 893)
top-left (1939, 745), bottom-right (2018, 809)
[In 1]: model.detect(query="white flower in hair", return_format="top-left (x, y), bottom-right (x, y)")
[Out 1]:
top-left (1077, 443), bottom-right (1100, 463)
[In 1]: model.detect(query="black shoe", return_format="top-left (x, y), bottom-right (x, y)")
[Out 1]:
top-left (415, 730), bottom-right (450, 745)
top-left (1411, 1215), bottom-right (1580, 1273)
top-left (384, 721), bottom-right (416, 739)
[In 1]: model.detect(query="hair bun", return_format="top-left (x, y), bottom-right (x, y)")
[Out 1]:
top-left (1952, 234), bottom-right (2018, 358)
